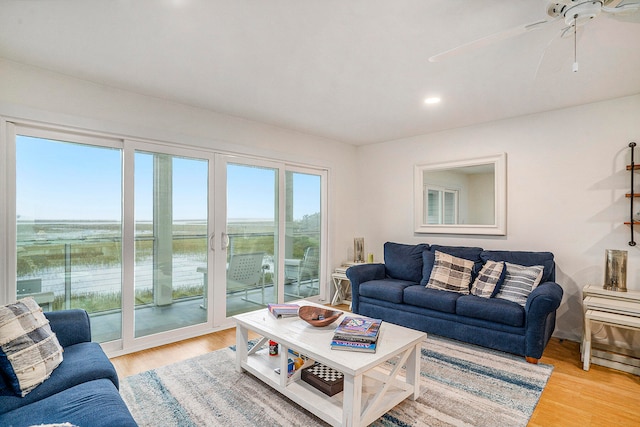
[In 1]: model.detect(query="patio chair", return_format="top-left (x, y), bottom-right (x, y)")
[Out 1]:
top-left (17, 278), bottom-right (54, 311)
top-left (227, 252), bottom-right (267, 305)
top-left (284, 247), bottom-right (319, 296)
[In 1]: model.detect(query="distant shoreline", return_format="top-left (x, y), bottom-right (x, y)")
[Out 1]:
top-left (17, 218), bottom-right (275, 223)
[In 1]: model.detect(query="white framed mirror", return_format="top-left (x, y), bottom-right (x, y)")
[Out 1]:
top-left (414, 153), bottom-right (506, 235)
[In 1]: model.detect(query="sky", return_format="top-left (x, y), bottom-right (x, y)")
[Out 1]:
top-left (16, 136), bottom-right (321, 222)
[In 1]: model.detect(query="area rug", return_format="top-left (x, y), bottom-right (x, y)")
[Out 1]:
top-left (120, 336), bottom-right (553, 427)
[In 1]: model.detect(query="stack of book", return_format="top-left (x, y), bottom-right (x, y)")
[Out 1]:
top-left (334, 266), bottom-right (348, 274)
top-left (330, 316), bottom-right (382, 353)
top-left (267, 303), bottom-right (300, 318)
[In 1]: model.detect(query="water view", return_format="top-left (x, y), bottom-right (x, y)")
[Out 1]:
top-left (17, 216), bottom-right (319, 313)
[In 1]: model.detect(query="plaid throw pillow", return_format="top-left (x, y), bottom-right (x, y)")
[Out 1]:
top-left (495, 262), bottom-right (544, 306)
top-left (470, 260), bottom-right (505, 298)
top-left (426, 251), bottom-right (473, 294)
top-left (0, 298), bottom-right (64, 396)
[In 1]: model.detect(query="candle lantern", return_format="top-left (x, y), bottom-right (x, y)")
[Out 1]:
top-left (604, 249), bottom-right (627, 292)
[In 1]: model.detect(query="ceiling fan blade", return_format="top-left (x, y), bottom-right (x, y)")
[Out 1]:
top-left (603, 1), bottom-right (640, 14)
top-left (428, 18), bottom-right (558, 63)
top-left (604, 1), bottom-right (640, 22)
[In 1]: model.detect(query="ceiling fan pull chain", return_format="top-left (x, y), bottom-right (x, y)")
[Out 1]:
top-left (572, 15), bottom-right (579, 73)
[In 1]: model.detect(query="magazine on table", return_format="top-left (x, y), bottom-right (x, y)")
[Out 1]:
top-left (332, 316), bottom-right (382, 342)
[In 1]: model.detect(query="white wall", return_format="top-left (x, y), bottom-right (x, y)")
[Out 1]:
top-left (355, 94), bottom-right (640, 344)
top-left (0, 59), bottom-right (359, 299)
top-left (467, 173), bottom-right (494, 225)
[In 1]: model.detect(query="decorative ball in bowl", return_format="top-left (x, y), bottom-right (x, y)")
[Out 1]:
top-left (298, 306), bottom-right (342, 327)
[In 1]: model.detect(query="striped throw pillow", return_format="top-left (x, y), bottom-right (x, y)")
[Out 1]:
top-left (0, 298), bottom-right (64, 396)
top-left (470, 260), bottom-right (505, 298)
top-left (426, 251), bottom-right (473, 294)
top-left (495, 262), bottom-right (544, 306)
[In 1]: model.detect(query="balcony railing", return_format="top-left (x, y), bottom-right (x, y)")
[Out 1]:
top-left (16, 230), bottom-right (319, 315)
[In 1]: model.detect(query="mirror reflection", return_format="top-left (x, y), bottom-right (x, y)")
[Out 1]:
top-left (423, 164), bottom-right (495, 225)
top-left (414, 154), bottom-right (506, 235)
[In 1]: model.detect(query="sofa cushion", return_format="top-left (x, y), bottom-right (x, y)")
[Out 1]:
top-left (384, 242), bottom-right (429, 283)
top-left (495, 262), bottom-right (544, 306)
top-left (480, 250), bottom-right (555, 283)
top-left (0, 366), bottom-right (9, 393)
top-left (419, 249), bottom-right (435, 286)
top-left (359, 279), bottom-right (415, 304)
top-left (456, 295), bottom-right (525, 327)
top-left (0, 298), bottom-right (64, 397)
top-left (426, 251), bottom-right (473, 294)
top-left (0, 341), bottom-right (119, 414)
top-left (0, 378), bottom-right (138, 427)
top-left (403, 285), bottom-right (461, 313)
top-left (470, 260), bottom-right (506, 298)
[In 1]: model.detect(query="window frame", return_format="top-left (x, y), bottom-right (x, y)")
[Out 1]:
top-left (424, 184), bottom-right (459, 225)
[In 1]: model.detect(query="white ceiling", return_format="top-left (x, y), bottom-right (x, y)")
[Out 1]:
top-left (1, 0), bottom-right (639, 145)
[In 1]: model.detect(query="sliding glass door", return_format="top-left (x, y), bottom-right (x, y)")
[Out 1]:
top-left (219, 157), bottom-right (326, 316)
top-left (133, 150), bottom-right (209, 338)
top-left (15, 130), bottom-right (124, 342)
top-left (225, 163), bottom-right (278, 316)
top-left (283, 170), bottom-right (321, 302)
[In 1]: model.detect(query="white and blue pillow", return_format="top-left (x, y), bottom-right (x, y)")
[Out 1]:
top-left (0, 298), bottom-right (64, 396)
top-left (495, 262), bottom-right (544, 306)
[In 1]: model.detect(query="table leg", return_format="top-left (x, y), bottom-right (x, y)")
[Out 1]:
top-left (406, 342), bottom-right (421, 400)
top-left (331, 276), bottom-right (344, 305)
top-left (235, 324), bottom-right (249, 373)
top-left (582, 317), bottom-right (591, 371)
top-left (342, 373), bottom-right (363, 427)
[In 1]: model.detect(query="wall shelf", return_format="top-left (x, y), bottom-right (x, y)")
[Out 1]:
top-left (628, 142), bottom-right (638, 246)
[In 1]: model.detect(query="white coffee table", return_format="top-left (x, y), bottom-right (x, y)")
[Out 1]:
top-left (233, 304), bottom-right (426, 427)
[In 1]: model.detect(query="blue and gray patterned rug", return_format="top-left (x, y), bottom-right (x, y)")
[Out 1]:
top-left (120, 336), bottom-right (553, 426)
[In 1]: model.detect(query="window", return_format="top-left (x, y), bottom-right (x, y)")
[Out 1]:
top-left (425, 186), bottom-right (458, 225)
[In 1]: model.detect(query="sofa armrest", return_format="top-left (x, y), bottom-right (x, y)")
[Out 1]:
top-left (524, 281), bottom-right (563, 359)
top-left (346, 263), bottom-right (386, 313)
top-left (44, 309), bottom-right (92, 348)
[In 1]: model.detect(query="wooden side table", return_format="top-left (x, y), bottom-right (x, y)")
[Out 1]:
top-left (582, 285), bottom-right (640, 374)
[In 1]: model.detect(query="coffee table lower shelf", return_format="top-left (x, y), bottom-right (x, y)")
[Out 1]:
top-left (239, 346), bottom-right (416, 427)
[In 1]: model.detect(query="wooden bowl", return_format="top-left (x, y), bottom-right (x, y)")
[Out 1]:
top-left (298, 306), bottom-right (342, 327)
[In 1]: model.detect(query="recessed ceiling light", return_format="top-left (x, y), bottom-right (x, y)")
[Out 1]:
top-left (424, 97), bottom-right (441, 105)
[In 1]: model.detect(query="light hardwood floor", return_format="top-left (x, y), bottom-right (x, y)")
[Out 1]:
top-left (111, 312), bottom-right (640, 426)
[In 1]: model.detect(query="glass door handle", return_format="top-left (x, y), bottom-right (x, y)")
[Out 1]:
top-left (209, 233), bottom-right (215, 251)
top-left (221, 232), bottom-right (230, 250)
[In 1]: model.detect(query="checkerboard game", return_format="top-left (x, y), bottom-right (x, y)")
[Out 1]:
top-left (301, 363), bottom-right (344, 396)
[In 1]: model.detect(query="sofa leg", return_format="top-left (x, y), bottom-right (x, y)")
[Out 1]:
top-left (525, 357), bottom-right (539, 364)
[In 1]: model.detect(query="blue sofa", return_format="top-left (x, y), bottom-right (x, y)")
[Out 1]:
top-left (346, 242), bottom-right (564, 363)
top-left (0, 309), bottom-right (138, 427)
